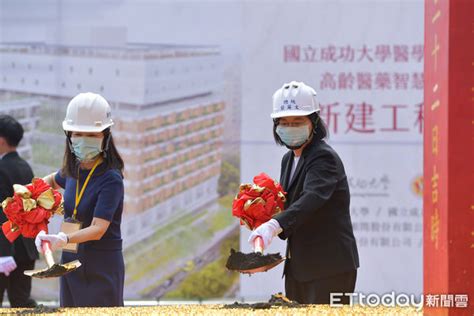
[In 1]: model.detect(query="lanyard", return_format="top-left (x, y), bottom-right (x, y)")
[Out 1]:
top-left (73, 158), bottom-right (102, 220)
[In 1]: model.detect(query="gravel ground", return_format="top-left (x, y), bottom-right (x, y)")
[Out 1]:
top-left (0, 305), bottom-right (423, 315)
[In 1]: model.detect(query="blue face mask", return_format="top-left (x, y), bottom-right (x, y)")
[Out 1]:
top-left (276, 125), bottom-right (311, 149)
top-left (71, 136), bottom-right (103, 161)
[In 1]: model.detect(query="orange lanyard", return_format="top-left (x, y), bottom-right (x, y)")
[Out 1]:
top-left (73, 158), bottom-right (102, 220)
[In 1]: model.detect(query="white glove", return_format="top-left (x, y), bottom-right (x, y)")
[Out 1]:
top-left (35, 230), bottom-right (68, 253)
top-left (0, 256), bottom-right (17, 276)
top-left (248, 219), bottom-right (283, 250)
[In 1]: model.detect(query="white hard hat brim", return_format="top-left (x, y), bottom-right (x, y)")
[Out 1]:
top-left (62, 121), bottom-right (114, 133)
top-left (270, 109), bottom-right (320, 119)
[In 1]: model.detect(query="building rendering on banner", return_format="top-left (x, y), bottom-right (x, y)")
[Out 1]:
top-left (0, 42), bottom-right (225, 248)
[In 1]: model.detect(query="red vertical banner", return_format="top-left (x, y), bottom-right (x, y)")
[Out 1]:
top-left (424, 0), bottom-right (474, 315)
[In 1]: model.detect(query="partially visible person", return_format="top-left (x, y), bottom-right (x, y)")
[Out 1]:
top-left (0, 115), bottom-right (38, 307)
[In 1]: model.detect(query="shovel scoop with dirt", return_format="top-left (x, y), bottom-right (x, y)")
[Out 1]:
top-left (24, 240), bottom-right (81, 278)
top-left (225, 236), bottom-right (284, 274)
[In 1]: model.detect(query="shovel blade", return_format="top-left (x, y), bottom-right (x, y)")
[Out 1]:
top-left (226, 248), bottom-right (285, 274)
top-left (236, 257), bottom-right (285, 275)
top-left (24, 260), bottom-right (81, 278)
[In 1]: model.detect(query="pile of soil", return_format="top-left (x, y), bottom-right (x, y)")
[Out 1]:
top-left (268, 293), bottom-right (302, 307)
top-left (225, 249), bottom-right (283, 271)
top-left (224, 293), bottom-right (302, 309)
top-left (14, 304), bottom-right (60, 314)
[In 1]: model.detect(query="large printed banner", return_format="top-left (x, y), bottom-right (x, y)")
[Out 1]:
top-left (240, 0), bottom-right (424, 300)
top-left (0, 0), bottom-right (425, 303)
top-left (0, 1), bottom-right (242, 301)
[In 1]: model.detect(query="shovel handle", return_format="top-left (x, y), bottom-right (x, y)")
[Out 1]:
top-left (254, 236), bottom-right (264, 254)
top-left (41, 240), bottom-right (55, 268)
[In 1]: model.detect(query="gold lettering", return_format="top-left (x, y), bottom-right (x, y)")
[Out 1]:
top-left (432, 34), bottom-right (440, 72)
top-left (432, 10), bottom-right (441, 23)
top-left (431, 165), bottom-right (439, 204)
top-left (432, 126), bottom-right (439, 156)
top-left (431, 208), bottom-right (440, 250)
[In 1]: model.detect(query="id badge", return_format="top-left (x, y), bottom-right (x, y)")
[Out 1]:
top-left (60, 218), bottom-right (82, 253)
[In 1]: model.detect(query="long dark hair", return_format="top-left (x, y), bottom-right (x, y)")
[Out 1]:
top-left (272, 112), bottom-right (328, 147)
top-left (61, 128), bottom-right (124, 179)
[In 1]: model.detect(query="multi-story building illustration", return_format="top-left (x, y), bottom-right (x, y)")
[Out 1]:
top-left (0, 42), bottom-right (225, 249)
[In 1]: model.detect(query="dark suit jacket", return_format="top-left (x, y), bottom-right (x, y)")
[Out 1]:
top-left (273, 137), bottom-right (359, 282)
top-left (0, 152), bottom-right (38, 262)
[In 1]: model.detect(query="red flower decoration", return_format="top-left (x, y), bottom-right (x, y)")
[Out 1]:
top-left (1, 178), bottom-right (63, 243)
top-left (1, 221), bottom-right (21, 243)
top-left (232, 172), bottom-right (286, 230)
top-left (27, 178), bottom-right (51, 199)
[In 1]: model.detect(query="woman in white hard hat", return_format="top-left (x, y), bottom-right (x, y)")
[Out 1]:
top-left (36, 92), bottom-right (125, 307)
top-left (249, 81), bottom-right (359, 304)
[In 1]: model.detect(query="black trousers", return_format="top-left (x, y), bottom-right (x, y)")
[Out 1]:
top-left (285, 269), bottom-right (357, 304)
top-left (0, 260), bottom-right (37, 308)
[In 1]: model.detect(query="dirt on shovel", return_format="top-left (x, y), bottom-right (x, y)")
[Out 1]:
top-left (225, 248), bottom-right (283, 271)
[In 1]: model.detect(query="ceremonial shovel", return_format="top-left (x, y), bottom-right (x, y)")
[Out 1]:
top-left (24, 240), bottom-right (81, 278)
top-left (226, 236), bottom-right (285, 275)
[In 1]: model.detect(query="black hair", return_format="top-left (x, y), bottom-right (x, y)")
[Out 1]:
top-left (61, 128), bottom-right (125, 178)
top-left (272, 112), bottom-right (328, 147)
top-left (0, 114), bottom-right (24, 147)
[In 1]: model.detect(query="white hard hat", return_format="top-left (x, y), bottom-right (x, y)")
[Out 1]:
top-left (63, 92), bottom-right (114, 132)
top-left (271, 81), bottom-right (320, 118)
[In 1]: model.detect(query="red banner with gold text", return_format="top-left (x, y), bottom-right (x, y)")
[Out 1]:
top-left (424, 0), bottom-right (474, 315)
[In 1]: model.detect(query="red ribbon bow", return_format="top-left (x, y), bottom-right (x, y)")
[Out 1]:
top-left (1, 178), bottom-right (63, 242)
